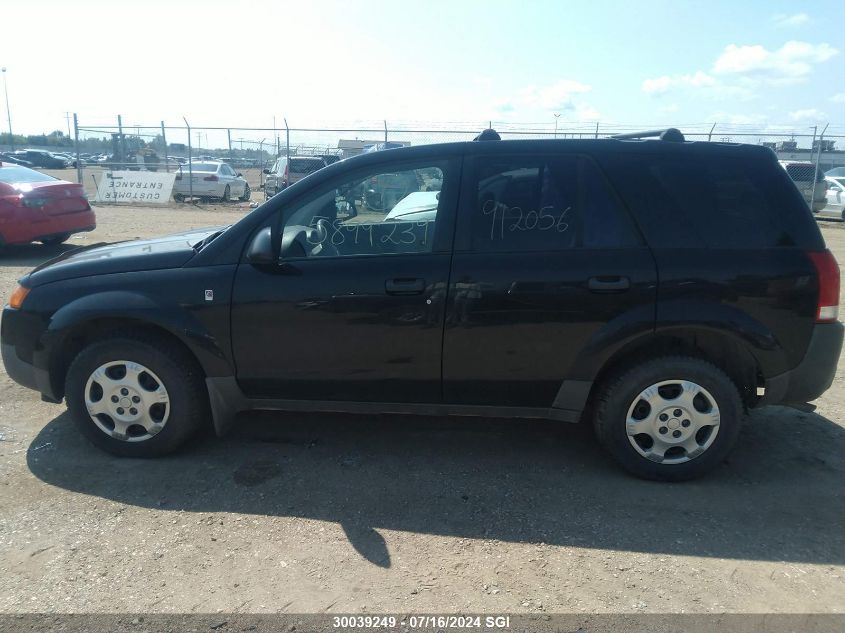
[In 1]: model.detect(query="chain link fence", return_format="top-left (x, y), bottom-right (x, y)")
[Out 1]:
top-left (65, 116), bottom-right (845, 214)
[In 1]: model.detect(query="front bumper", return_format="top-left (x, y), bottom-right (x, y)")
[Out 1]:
top-left (761, 321), bottom-right (844, 405)
top-left (1, 341), bottom-right (52, 396)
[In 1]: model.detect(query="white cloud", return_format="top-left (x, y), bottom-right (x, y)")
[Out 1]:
top-left (830, 93), bottom-right (845, 103)
top-left (519, 79), bottom-right (592, 110)
top-left (641, 71), bottom-right (751, 100)
top-left (771, 13), bottom-right (810, 28)
top-left (642, 76), bottom-right (673, 95)
top-left (789, 108), bottom-right (827, 121)
top-left (644, 39), bottom-right (838, 103)
top-left (713, 41), bottom-right (838, 81)
top-left (500, 79), bottom-right (598, 122)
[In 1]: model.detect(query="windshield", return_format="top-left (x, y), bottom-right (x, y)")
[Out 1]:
top-left (290, 159), bottom-right (324, 173)
top-left (0, 165), bottom-right (58, 184)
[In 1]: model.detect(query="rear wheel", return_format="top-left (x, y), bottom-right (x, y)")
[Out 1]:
top-left (40, 233), bottom-right (71, 246)
top-left (593, 356), bottom-right (743, 481)
top-left (65, 335), bottom-right (208, 457)
top-left (239, 183), bottom-right (251, 202)
top-left (173, 193), bottom-right (185, 203)
top-left (221, 185), bottom-right (231, 202)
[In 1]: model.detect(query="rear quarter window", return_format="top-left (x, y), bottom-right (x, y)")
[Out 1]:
top-left (599, 152), bottom-right (823, 250)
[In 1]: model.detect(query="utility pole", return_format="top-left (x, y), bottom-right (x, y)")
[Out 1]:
top-left (64, 112), bottom-right (72, 139)
top-left (2, 67), bottom-right (13, 151)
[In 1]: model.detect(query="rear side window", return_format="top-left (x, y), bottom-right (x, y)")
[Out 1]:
top-left (467, 154), bottom-right (641, 253)
top-left (600, 152), bottom-right (823, 250)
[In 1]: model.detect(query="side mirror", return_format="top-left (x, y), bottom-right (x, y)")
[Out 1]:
top-left (237, 172), bottom-right (243, 177)
top-left (245, 227), bottom-right (276, 264)
top-left (262, 168), bottom-right (271, 175)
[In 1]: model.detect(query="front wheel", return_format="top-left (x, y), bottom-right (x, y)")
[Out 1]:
top-left (239, 183), bottom-right (251, 202)
top-left (221, 185), bottom-right (231, 202)
top-left (593, 356), bottom-right (743, 481)
top-left (65, 335), bottom-right (208, 457)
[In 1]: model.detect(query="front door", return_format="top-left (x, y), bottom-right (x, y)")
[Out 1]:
top-left (443, 152), bottom-right (657, 407)
top-left (231, 155), bottom-right (460, 403)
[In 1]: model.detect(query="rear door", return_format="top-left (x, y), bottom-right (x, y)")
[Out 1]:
top-left (443, 151), bottom-right (657, 408)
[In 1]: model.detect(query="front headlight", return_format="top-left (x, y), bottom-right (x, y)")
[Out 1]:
top-left (9, 285), bottom-right (30, 309)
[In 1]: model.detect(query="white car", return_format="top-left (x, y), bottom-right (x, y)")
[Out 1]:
top-left (384, 191), bottom-right (439, 222)
top-left (173, 161), bottom-right (251, 202)
top-left (825, 177), bottom-right (845, 219)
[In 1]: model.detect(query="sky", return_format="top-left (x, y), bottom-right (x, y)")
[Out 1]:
top-left (1, 0), bottom-right (843, 141)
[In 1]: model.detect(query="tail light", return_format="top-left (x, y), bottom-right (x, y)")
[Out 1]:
top-left (808, 250), bottom-right (840, 322)
top-left (204, 175), bottom-right (218, 182)
top-left (22, 196), bottom-right (48, 208)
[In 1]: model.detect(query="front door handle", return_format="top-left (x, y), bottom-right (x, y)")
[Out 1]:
top-left (588, 276), bottom-right (630, 292)
top-left (385, 278), bottom-right (426, 295)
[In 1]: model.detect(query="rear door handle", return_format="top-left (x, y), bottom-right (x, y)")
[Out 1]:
top-left (385, 278), bottom-right (426, 295)
top-left (588, 276), bottom-right (630, 292)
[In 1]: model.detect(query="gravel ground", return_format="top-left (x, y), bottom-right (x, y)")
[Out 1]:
top-left (0, 204), bottom-right (843, 614)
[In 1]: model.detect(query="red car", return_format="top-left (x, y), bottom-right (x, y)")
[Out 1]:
top-left (0, 162), bottom-right (95, 247)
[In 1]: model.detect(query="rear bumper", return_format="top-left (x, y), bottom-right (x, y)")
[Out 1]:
top-left (0, 210), bottom-right (96, 245)
top-left (173, 182), bottom-right (223, 197)
top-left (761, 321), bottom-right (844, 405)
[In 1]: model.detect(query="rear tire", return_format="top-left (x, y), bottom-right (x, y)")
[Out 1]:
top-left (65, 334), bottom-right (208, 457)
top-left (173, 194), bottom-right (185, 203)
top-left (593, 355), bottom-right (743, 481)
top-left (221, 185), bottom-right (231, 202)
top-left (40, 233), bottom-right (71, 246)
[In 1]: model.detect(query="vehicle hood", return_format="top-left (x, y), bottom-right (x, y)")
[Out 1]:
top-left (22, 226), bottom-right (223, 287)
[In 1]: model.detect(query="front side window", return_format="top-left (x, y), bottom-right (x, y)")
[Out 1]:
top-left (279, 162), bottom-right (447, 258)
top-left (469, 154), bottom-right (641, 253)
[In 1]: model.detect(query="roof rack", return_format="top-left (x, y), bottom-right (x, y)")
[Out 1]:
top-left (611, 128), bottom-right (685, 142)
top-left (473, 128), bottom-right (501, 141)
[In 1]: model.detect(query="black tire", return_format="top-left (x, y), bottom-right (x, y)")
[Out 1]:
top-left (65, 334), bottom-right (208, 457)
top-left (40, 233), bottom-right (71, 246)
top-left (173, 193), bottom-right (185, 203)
top-left (593, 356), bottom-right (743, 481)
top-left (221, 185), bottom-right (231, 202)
top-left (239, 183), bottom-right (251, 202)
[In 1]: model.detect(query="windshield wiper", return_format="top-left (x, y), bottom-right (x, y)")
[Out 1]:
top-left (193, 226), bottom-right (230, 251)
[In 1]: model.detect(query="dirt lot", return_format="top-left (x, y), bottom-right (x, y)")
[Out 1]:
top-left (0, 205), bottom-right (843, 614)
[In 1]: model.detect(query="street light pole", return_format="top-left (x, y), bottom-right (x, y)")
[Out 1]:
top-left (1, 67), bottom-right (13, 151)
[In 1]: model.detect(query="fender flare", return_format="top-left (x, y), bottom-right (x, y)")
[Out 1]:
top-left (552, 303), bottom-right (786, 413)
top-left (39, 290), bottom-right (234, 385)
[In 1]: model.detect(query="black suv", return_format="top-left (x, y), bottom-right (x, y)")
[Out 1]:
top-left (3, 129), bottom-right (842, 480)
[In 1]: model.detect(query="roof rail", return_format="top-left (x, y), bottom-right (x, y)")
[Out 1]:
top-left (611, 128), bottom-right (685, 142)
top-left (473, 128), bottom-right (501, 141)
